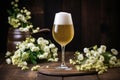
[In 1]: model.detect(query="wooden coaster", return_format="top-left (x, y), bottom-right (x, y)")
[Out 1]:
top-left (38, 63), bottom-right (97, 77)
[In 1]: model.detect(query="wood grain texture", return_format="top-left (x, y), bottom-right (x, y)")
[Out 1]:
top-left (0, 62), bottom-right (120, 80)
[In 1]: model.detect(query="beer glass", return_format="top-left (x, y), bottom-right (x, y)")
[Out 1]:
top-left (52, 12), bottom-right (74, 70)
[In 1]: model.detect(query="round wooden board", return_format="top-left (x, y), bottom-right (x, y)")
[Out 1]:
top-left (38, 63), bottom-right (97, 77)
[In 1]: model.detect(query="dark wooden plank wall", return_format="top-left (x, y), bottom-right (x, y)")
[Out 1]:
top-left (80, 0), bottom-right (120, 50)
top-left (0, 0), bottom-right (119, 54)
top-left (0, 0), bottom-right (10, 55)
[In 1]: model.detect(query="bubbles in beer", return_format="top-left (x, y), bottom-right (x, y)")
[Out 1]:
top-left (54, 12), bottom-right (73, 25)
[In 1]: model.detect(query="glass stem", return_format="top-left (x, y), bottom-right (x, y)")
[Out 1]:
top-left (61, 45), bottom-right (66, 67)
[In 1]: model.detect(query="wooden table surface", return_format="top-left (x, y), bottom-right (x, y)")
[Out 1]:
top-left (0, 63), bottom-right (120, 80)
top-left (0, 52), bottom-right (120, 80)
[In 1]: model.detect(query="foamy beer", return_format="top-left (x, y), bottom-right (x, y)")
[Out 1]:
top-left (52, 12), bottom-right (74, 46)
top-left (52, 12), bottom-right (74, 69)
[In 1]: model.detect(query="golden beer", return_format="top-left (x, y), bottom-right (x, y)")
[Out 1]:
top-left (52, 25), bottom-right (74, 46)
top-left (52, 12), bottom-right (74, 69)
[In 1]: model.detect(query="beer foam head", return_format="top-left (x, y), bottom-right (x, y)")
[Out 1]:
top-left (54, 12), bottom-right (73, 25)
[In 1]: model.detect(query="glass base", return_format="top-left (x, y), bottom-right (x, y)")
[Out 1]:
top-left (55, 64), bottom-right (72, 70)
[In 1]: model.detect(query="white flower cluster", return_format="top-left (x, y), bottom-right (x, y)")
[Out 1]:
top-left (70, 45), bottom-right (120, 74)
top-left (6, 37), bottom-right (58, 70)
top-left (31, 65), bottom-right (40, 71)
top-left (8, 0), bottom-right (39, 33)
